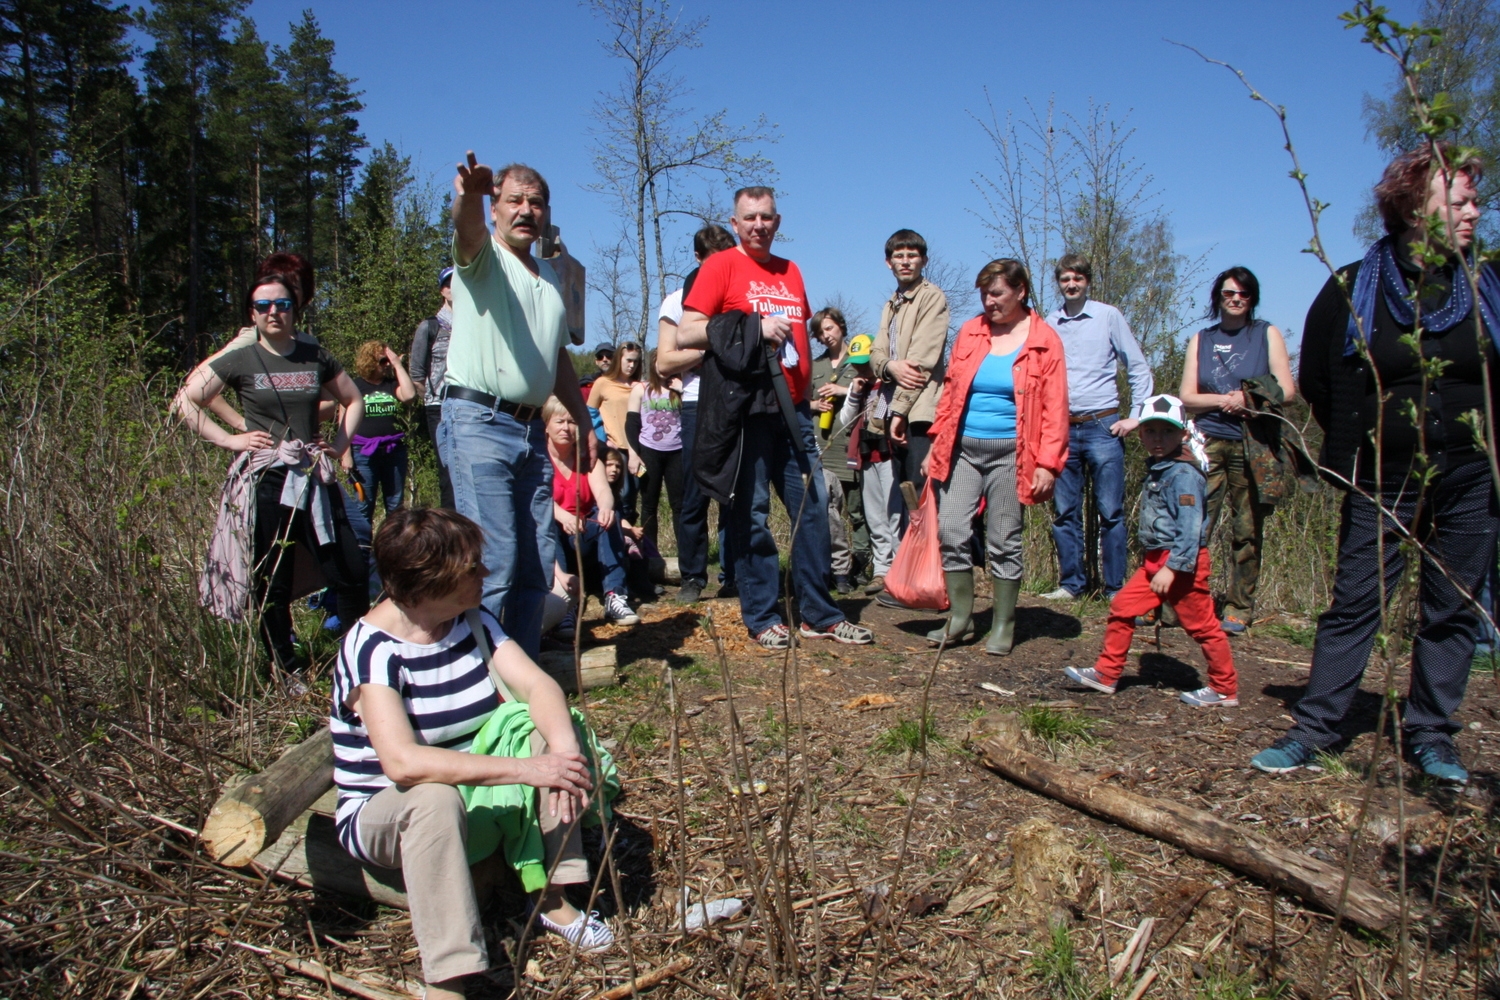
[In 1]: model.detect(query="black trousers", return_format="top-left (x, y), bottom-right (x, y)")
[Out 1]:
top-left (891, 421), bottom-right (932, 493)
top-left (424, 404), bottom-right (455, 510)
top-left (637, 444), bottom-right (683, 547)
top-left (1289, 459), bottom-right (1499, 750)
top-left (253, 469), bottom-right (369, 671)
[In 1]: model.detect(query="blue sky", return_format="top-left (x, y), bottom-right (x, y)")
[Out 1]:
top-left (241, 0), bottom-right (1419, 352)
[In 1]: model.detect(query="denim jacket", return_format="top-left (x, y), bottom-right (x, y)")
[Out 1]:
top-left (1137, 455), bottom-right (1208, 573)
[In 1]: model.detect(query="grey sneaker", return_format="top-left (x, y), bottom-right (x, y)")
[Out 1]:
top-left (604, 592), bottom-right (640, 626)
top-left (677, 580), bottom-right (704, 604)
top-left (1063, 665), bottom-right (1116, 694)
top-left (800, 619), bottom-right (874, 644)
top-left (1042, 586), bottom-right (1076, 601)
top-left (1180, 686), bottom-right (1239, 708)
top-left (754, 624), bottom-right (791, 649)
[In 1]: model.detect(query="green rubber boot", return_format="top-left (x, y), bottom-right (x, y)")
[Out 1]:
top-left (926, 571), bottom-right (976, 645)
top-left (985, 578), bottom-right (1021, 656)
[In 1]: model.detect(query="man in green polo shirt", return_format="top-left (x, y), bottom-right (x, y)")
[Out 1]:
top-left (438, 151), bottom-right (596, 657)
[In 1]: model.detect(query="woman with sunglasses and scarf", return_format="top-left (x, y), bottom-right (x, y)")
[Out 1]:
top-left (175, 273), bottom-right (369, 684)
top-left (1178, 268), bottom-right (1296, 636)
top-left (1251, 143), bottom-right (1497, 785)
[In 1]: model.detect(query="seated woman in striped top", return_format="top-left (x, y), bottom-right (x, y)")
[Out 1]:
top-left (330, 508), bottom-right (612, 1000)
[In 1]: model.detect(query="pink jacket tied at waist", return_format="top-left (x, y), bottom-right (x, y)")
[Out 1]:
top-left (200, 440), bottom-right (339, 623)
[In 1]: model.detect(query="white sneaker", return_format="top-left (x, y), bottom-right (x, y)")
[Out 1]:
top-left (537, 908), bottom-right (614, 953)
top-left (604, 592), bottom-right (640, 625)
top-left (1042, 587), bottom-right (1077, 601)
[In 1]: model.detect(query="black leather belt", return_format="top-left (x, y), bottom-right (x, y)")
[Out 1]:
top-left (443, 385), bottom-right (543, 422)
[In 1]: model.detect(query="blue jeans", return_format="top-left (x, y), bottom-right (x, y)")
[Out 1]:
top-left (730, 408), bottom-right (843, 636)
top-left (1051, 419), bottom-right (1127, 596)
top-left (438, 398), bottom-right (553, 658)
top-left (556, 518), bottom-right (628, 596)
top-left (352, 441), bottom-right (408, 523)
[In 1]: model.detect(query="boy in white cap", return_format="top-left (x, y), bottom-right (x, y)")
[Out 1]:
top-left (1065, 394), bottom-right (1239, 707)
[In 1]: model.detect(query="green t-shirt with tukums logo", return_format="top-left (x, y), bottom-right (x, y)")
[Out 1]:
top-left (352, 377), bottom-right (404, 437)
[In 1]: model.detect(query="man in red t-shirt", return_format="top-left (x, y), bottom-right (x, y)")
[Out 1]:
top-left (678, 187), bottom-right (874, 649)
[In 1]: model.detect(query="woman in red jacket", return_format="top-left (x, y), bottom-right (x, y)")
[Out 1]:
top-left (921, 259), bottom-right (1070, 654)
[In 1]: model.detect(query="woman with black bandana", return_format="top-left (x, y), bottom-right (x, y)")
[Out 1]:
top-left (175, 272), bottom-right (370, 687)
top-left (1252, 143), bottom-right (1499, 784)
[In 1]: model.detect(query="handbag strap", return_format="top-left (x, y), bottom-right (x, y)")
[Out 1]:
top-left (464, 608), bottom-right (523, 705)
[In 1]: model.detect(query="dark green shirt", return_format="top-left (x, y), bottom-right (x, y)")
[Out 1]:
top-left (812, 356), bottom-right (856, 482)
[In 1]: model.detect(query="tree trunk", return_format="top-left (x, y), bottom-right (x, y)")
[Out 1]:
top-left (201, 728), bottom-right (335, 867)
top-left (975, 736), bottom-right (1403, 931)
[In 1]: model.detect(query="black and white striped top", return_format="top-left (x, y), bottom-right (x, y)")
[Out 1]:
top-left (330, 609), bottom-right (507, 862)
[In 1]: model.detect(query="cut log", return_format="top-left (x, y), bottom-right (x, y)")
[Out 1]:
top-left (976, 737), bottom-right (1403, 931)
top-left (202, 728), bottom-right (334, 867)
top-left (537, 645), bottom-right (618, 692)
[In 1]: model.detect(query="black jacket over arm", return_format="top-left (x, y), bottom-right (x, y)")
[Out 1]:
top-left (693, 310), bottom-right (772, 504)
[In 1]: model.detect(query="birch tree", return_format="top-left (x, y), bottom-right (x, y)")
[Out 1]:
top-left (586, 0), bottom-right (778, 339)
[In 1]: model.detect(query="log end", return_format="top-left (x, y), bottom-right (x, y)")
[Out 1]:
top-left (201, 798), bottom-right (269, 867)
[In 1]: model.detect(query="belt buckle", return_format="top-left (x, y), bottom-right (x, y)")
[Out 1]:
top-left (514, 403), bottom-right (539, 423)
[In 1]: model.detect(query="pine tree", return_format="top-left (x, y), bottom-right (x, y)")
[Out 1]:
top-left (271, 9), bottom-right (364, 294)
top-left (137, 0), bottom-right (245, 363)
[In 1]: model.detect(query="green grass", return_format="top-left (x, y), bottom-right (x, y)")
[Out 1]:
top-left (834, 804), bottom-right (877, 845)
top-left (1030, 921), bottom-right (1099, 1000)
top-left (1020, 705), bottom-right (1099, 747)
top-left (1259, 622), bottom-right (1316, 648)
top-left (620, 721), bottom-right (662, 751)
top-left (1311, 750), bottom-right (1353, 778)
top-left (873, 714), bottom-right (950, 755)
top-left (1194, 965), bottom-right (1289, 1000)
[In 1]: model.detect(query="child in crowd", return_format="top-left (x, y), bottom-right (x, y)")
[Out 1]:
top-left (1064, 395), bottom-right (1239, 707)
top-left (602, 448), bottom-right (661, 600)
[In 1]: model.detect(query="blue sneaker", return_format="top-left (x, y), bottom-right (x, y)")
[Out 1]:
top-left (1410, 742), bottom-right (1469, 785)
top-left (1180, 686), bottom-right (1239, 708)
top-left (1220, 615), bottom-right (1248, 636)
top-left (1251, 736), bottom-right (1312, 774)
top-left (1063, 666), bottom-right (1116, 694)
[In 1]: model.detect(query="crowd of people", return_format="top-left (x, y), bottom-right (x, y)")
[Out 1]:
top-left (172, 141), bottom-right (1499, 995)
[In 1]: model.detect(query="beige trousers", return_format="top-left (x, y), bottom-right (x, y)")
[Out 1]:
top-left (356, 734), bottom-right (589, 985)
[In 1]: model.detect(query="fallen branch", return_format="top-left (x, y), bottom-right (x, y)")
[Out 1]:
top-left (590, 955), bottom-right (694, 999)
top-left (976, 737), bottom-right (1402, 930)
top-left (233, 940), bottom-right (417, 1000)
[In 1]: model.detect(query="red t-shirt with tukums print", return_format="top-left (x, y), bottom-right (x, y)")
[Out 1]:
top-left (682, 248), bottom-right (814, 404)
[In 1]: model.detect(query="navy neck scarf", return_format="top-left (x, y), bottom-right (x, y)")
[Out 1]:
top-left (1344, 234), bottom-right (1500, 356)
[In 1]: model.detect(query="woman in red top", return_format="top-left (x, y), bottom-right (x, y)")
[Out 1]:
top-left (922, 259), bottom-right (1070, 654)
top-left (543, 398), bottom-right (640, 627)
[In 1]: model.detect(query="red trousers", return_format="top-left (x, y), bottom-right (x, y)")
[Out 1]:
top-left (1094, 548), bottom-right (1238, 696)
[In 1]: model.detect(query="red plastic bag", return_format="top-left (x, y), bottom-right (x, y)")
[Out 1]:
top-left (883, 480), bottom-right (949, 611)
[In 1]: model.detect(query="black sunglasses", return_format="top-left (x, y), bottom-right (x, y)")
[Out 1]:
top-left (252, 298), bottom-right (296, 314)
